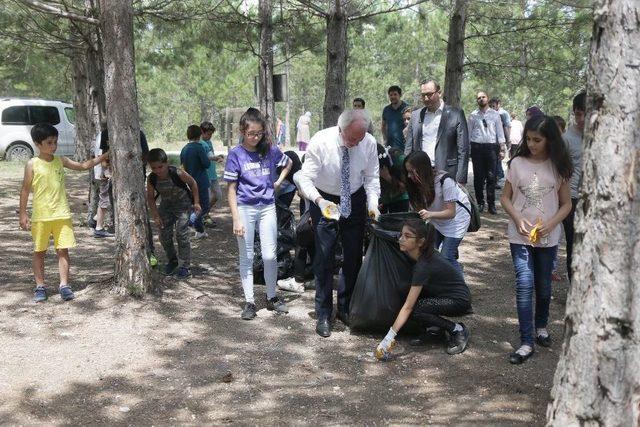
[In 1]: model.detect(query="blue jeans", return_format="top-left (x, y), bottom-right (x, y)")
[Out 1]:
top-left (510, 244), bottom-right (558, 346)
top-left (193, 187), bottom-right (210, 233)
top-left (435, 232), bottom-right (464, 279)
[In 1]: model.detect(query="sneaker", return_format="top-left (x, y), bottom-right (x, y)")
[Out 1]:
top-left (194, 231), bottom-right (208, 239)
top-left (266, 296), bottom-right (289, 313)
top-left (446, 323), bottom-right (469, 355)
top-left (33, 286), bottom-right (47, 303)
top-left (59, 286), bottom-right (75, 301)
top-left (174, 266), bottom-right (191, 279)
top-left (94, 228), bottom-right (114, 238)
top-left (149, 254), bottom-right (159, 268)
top-left (241, 302), bottom-right (257, 320)
top-left (277, 277), bottom-right (304, 293)
top-left (163, 259), bottom-right (179, 276)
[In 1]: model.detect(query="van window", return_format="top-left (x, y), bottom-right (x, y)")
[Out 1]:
top-left (64, 107), bottom-right (75, 124)
top-left (1, 106), bottom-right (29, 125)
top-left (30, 106), bottom-right (61, 125)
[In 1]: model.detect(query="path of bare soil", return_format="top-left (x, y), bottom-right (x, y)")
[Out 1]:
top-left (0, 167), bottom-right (570, 425)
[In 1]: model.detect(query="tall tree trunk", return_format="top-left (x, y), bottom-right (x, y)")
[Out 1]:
top-left (443, 0), bottom-right (467, 109)
top-left (323, 0), bottom-right (348, 127)
top-left (99, 0), bottom-right (151, 296)
top-left (258, 0), bottom-right (275, 136)
top-left (547, 1), bottom-right (640, 425)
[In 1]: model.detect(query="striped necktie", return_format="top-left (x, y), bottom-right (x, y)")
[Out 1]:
top-left (340, 146), bottom-right (351, 218)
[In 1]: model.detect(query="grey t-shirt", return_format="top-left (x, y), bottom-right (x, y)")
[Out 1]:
top-left (563, 127), bottom-right (582, 199)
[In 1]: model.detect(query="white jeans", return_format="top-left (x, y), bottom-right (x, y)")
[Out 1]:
top-left (237, 203), bottom-right (278, 303)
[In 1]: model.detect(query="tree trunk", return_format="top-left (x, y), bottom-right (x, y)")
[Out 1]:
top-left (258, 0), bottom-right (275, 136)
top-left (443, 0), bottom-right (467, 109)
top-left (322, 0), bottom-right (348, 127)
top-left (547, 1), bottom-right (640, 425)
top-left (99, 0), bottom-right (151, 296)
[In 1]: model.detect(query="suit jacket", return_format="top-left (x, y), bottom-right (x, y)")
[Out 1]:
top-left (404, 104), bottom-right (470, 184)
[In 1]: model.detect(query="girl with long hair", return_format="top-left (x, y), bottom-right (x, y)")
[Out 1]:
top-left (500, 114), bottom-right (573, 364)
top-left (224, 109), bottom-right (293, 320)
top-left (375, 219), bottom-right (471, 359)
top-left (403, 151), bottom-right (471, 277)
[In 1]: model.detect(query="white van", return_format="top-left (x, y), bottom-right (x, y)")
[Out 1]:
top-left (0, 98), bottom-right (76, 161)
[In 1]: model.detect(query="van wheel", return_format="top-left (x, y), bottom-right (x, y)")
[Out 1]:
top-left (6, 142), bottom-right (33, 162)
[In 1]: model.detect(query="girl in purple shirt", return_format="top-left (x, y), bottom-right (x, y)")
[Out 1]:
top-left (224, 110), bottom-right (292, 320)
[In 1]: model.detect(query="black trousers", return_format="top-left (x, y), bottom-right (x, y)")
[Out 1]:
top-left (471, 142), bottom-right (499, 206)
top-left (310, 186), bottom-right (366, 319)
top-left (562, 198), bottom-right (578, 281)
top-left (381, 199), bottom-right (410, 214)
top-left (411, 297), bottom-right (471, 332)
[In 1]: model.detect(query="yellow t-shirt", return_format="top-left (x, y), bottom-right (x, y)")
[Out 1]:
top-left (31, 156), bottom-right (71, 222)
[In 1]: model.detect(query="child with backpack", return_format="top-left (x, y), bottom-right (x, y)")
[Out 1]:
top-left (180, 125), bottom-right (211, 239)
top-left (147, 148), bottom-right (201, 278)
top-left (19, 123), bottom-right (109, 302)
top-left (500, 115), bottom-right (572, 364)
top-left (403, 151), bottom-right (471, 278)
top-left (224, 109), bottom-right (292, 320)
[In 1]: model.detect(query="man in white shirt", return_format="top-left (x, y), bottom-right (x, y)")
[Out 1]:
top-left (297, 109), bottom-right (380, 337)
top-left (467, 91), bottom-right (506, 214)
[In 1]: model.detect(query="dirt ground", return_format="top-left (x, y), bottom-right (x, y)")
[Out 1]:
top-left (0, 165), bottom-right (571, 425)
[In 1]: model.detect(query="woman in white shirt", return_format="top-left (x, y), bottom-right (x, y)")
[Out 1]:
top-left (403, 151), bottom-right (471, 278)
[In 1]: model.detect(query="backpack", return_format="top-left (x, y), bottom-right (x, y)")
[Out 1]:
top-left (149, 165), bottom-right (194, 203)
top-left (438, 173), bottom-right (481, 232)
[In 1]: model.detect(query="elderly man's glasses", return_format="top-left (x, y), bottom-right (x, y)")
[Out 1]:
top-left (422, 91), bottom-right (438, 99)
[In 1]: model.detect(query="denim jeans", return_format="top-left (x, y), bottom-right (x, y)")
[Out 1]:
top-left (435, 231), bottom-right (464, 279)
top-left (236, 203), bottom-right (278, 303)
top-left (193, 187), bottom-right (211, 233)
top-left (510, 243), bottom-right (558, 346)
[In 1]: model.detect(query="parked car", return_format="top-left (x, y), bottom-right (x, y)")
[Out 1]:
top-left (0, 98), bottom-right (76, 161)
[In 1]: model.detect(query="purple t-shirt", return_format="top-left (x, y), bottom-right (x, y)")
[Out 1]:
top-left (224, 145), bottom-right (289, 206)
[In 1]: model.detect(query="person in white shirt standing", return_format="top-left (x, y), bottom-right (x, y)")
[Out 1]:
top-left (467, 91), bottom-right (506, 214)
top-left (296, 109), bottom-right (381, 338)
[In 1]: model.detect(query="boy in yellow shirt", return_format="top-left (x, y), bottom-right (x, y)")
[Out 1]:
top-left (19, 123), bottom-right (108, 302)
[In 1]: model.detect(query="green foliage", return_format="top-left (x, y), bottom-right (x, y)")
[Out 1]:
top-left (0, 0), bottom-right (592, 144)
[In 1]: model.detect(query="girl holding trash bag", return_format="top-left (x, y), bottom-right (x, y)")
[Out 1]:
top-left (403, 151), bottom-right (471, 278)
top-left (500, 115), bottom-right (572, 364)
top-left (375, 219), bottom-right (471, 360)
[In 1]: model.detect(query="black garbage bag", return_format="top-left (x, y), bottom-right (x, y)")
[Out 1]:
top-left (253, 201), bottom-right (296, 284)
top-left (349, 212), bottom-right (421, 332)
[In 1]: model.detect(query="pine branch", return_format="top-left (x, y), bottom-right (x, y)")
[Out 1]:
top-left (13, 0), bottom-right (99, 25)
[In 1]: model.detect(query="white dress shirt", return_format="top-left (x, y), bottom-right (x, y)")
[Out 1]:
top-left (297, 126), bottom-right (380, 209)
top-left (467, 108), bottom-right (506, 144)
top-left (421, 100), bottom-right (444, 165)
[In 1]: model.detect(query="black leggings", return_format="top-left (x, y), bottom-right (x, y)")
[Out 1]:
top-left (411, 297), bottom-right (470, 332)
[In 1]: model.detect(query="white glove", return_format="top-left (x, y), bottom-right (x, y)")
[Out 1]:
top-left (367, 200), bottom-right (381, 220)
top-left (318, 198), bottom-right (339, 220)
top-left (375, 327), bottom-right (397, 361)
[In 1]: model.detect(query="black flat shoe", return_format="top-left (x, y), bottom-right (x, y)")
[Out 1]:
top-left (446, 323), bottom-right (470, 355)
top-left (536, 334), bottom-right (552, 347)
top-left (316, 319), bottom-right (331, 338)
top-left (488, 205), bottom-right (497, 214)
top-left (509, 349), bottom-right (534, 364)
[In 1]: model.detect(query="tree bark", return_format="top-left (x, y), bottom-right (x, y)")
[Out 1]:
top-left (258, 0), bottom-right (275, 136)
top-left (443, 0), bottom-right (467, 109)
top-left (547, 1), bottom-right (640, 425)
top-left (99, 0), bottom-right (151, 296)
top-left (322, 0), bottom-right (348, 127)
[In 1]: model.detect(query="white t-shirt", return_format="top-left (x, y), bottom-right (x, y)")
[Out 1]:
top-left (429, 173), bottom-right (471, 238)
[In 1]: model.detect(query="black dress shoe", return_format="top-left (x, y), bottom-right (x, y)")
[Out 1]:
top-left (316, 319), bottom-right (331, 337)
top-left (509, 348), bottom-right (534, 364)
top-left (536, 334), bottom-right (552, 347)
top-left (478, 203), bottom-right (485, 213)
top-left (337, 311), bottom-right (349, 326)
top-left (488, 205), bottom-right (497, 214)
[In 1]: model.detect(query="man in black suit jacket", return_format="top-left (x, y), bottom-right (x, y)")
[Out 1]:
top-left (404, 80), bottom-right (469, 184)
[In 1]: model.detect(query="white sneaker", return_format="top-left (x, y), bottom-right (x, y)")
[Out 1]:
top-left (194, 231), bottom-right (208, 239)
top-left (277, 277), bottom-right (304, 293)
